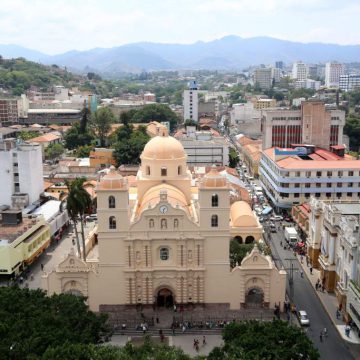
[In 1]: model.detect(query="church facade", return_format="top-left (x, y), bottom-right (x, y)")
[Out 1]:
top-left (43, 131), bottom-right (286, 311)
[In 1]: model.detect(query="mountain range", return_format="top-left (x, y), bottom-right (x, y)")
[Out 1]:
top-left (1, 36), bottom-right (360, 75)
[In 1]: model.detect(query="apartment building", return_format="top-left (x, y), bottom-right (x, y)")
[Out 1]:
top-left (0, 139), bottom-right (43, 208)
top-left (22, 109), bottom-right (81, 125)
top-left (292, 61), bottom-right (308, 81)
top-left (259, 145), bottom-right (360, 210)
top-left (183, 80), bottom-right (199, 122)
top-left (252, 98), bottom-right (276, 110)
top-left (307, 198), bottom-right (360, 328)
top-left (253, 68), bottom-right (272, 90)
top-left (325, 62), bottom-right (345, 88)
top-left (261, 100), bottom-right (345, 150)
top-left (0, 99), bottom-right (18, 127)
top-left (340, 74), bottom-right (360, 92)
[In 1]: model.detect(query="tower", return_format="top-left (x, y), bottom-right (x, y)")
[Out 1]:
top-left (183, 80), bottom-right (198, 122)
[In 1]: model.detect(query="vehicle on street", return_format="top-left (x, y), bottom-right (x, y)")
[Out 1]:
top-left (284, 216), bottom-right (292, 222)
top-left (86, 214), bottom-right (97, 221)
top-left (298, 310), bottom-right (310, 326)
top-left (270, 215), bottom-right (283, 221)
top-left (284, 227), bottom-right (298, 244)
top-left (270, 223), bottom-right (276, 232)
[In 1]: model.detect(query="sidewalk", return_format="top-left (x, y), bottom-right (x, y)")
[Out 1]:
top-left (297, 254), bottom-right (360, 344)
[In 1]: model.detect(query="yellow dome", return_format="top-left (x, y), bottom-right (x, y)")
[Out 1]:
top-left (97, 166), bottom-right (125, 190)
top-left (230, 201), bottom-right (258, 227)
top-left (141, 134), bottom-right (186, 160)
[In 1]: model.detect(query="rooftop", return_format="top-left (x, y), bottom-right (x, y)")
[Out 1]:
top-left (30, 133), bottom-right (61, 143)
top-left (28, 109), bottom-right (81, 114)
top-left (0, 216), bottom-right (42, 244)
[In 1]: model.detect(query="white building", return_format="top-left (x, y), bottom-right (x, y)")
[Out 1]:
top-left (325, 62), bottom-right (345, 88)
top-left (259, 146), bottom-right (360, 210)
top-left (183, 80), bottom-right (199, 122)
top-left (340, 74), bottom-right (360, 92)
top-left (0, 140), bottom-right (43, 208)
top-left (230, 103), bottom-right (262, 137)
top-left (292, 61), bottom-right (308, 81)
top-left (271, 67), bottom-right (281, 83)
top-left (253, 68), bottom-right (272, 90)
top-left (294, 79), bottom-right (321, 90)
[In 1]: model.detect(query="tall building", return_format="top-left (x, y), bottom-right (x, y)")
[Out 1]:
top-left (340, 74), bottom-right (360, 92)
top-left (325, 62), bottom-right (344, 88)
top-left (261, 101), bottom-right (345, 150)
top-left (271, 67), bottom-right (281, 83)
top-left (43, 131), bottom-right (286, 313)
top-left (183, 80), bottom-right (199, 122)
top-left (292, 61), bottom-right (308, 81)
top-left (275, 61), bottom-right (284, 70)
top-left (0, 140), bottom-right (43, 208)
top-left (0, 99), bottom-right (18, 127)
top-left (254, 68), bottom-right (272, 90)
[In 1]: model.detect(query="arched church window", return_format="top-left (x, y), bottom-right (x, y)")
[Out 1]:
top-left (211, 214), bottom-right (218, 227)
top-left (109, 216), bottom-right (116, 229)
top-left (161, 167), bottom-right (167, 176)
top-left (245, 235), bottom-right (255, 244)
top-left (178, 166), bottom-right (182, 175)
top-left (211, 194), bottom-right (218, 207)
top-left (161, 219), bottom-right (167, 229)
top-left (149, 219), bottom-right (154, 228)
top-left (108, 196), bottom-right (116, 208)
top-left (174, 219), bottom-right (179, 228)
top-left (160, 247), bottom-right (169, 260)
top-left (146, 166), bottom-right (150, 175)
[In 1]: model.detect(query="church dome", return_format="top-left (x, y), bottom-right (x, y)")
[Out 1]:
top-left (230, 201), bottom-right (258, 227)
top-left (201, 165), bottom-right (227, 188)
top-left (97, 166), bottom-right (125, 190)
top-left (141, 132), bottom-right (187, 160)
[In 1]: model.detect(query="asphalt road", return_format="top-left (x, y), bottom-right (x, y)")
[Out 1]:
top-left (264, 221), bottom-right (355, 360)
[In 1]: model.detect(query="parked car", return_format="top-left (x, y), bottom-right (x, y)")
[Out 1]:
top-left (298, 310), bottom-right (310, 326)
top-left (270, 215), bottom-right (283, 221)
top-left (86, 214), bottom-right (97, 221)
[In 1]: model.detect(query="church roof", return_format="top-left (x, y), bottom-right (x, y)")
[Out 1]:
top-left (200, 166), bottom-right (227, 188)
top-left (97, 166), bottom-right (125, 190)
top-left (230, 201), bottom-right (258, 227)
top-left (138, 184), bottom-right (190, 216)
top-left (141, 132), bottom-right (187, 160)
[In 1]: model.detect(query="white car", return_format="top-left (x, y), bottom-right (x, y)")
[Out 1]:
top-left (270, 215), bottom-right (283, 221)
top-left (298, 310), bottom-right (310, 326)
top-left (86, 214), bottom-right (97, 221)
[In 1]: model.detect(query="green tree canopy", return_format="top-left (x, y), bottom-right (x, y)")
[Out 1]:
top-left (64, 122), bottom-right (95, 150)
top-left (344, 113), bottom-right (360, 151)
top-left (229, 147), bottom-right (239, 168)
top-left (0, 287), bottom-right (108, 359)
top-left (75, 145), bottom-right (94, 158)
top-left (45, 142), bottom-right (65, 160)
top-left (18, 130), bottom-right (40, 140)
top-left (91, 107), bottom-right (115, 147)
top-left (208, 320), bottom-right (319, 360)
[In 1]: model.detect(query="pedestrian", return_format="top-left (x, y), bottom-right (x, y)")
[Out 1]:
top-left (310, 267), bottom-right (313, 275)
top-left (323, 328), bottom-right (328, 337)
top-left (72, 238), bottom-right (75, 246)
top-left (41, 263), bottom-right (44, 271)
top-left (306, 257), bottom-right (309, 267)
top-left (182, 324), bottom-right (186, 333)
top-left (301, 255), bottom-right (304, 264)
top-left (203, 335), bottom-right (206, 346)
top-left (300, 270), bottom-right (304, 278)
top-left (320, 332), bottom-right (323, 342)
top-left (336, 309), bottom-right (341, 320)
top-left (280, 240), bottom-right (283, 247)
top-left (345, 325), bottom-right (351, 337)
top-left (193, 339), bottom-right (197, 348)
top-left (173, 303), bottom-right (177, 312)
top-left (321, 284), bottom-right (325, 292)
top-left (156, 316), bottom-right (159, 324)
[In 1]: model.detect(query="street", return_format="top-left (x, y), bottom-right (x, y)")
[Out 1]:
top-left (265, 221), bottom-right (356, 360)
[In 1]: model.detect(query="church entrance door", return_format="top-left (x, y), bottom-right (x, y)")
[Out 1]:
top-left (156, 288), bottom-right (174, 307)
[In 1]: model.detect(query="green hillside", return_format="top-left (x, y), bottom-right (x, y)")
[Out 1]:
top-left (0, 57), bottom-right (80, 95)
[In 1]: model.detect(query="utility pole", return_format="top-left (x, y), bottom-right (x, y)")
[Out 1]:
top-left (284, 258), bottom-right (298, 325)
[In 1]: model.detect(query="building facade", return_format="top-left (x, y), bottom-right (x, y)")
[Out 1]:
top-left (0, 140), bottom-right (43, 208)
top-left (261, 101), bottom-right (345, 150)
top-left (43, 132), bottom-right (286, 313)
top-left (325, 62), bottom-right (345, 88)
top-left (259, 146), bottom-right (360, 210)
top-left (253, 68), bottom-right (272, 90)
top-left (183, 81), bottom-right (199, 122)
top-left (0, 99), bottom-right (18, 127)
top-left (292, 61), bottom-right (308, 81)
top-left (340, 74), bottom-right (360, 92)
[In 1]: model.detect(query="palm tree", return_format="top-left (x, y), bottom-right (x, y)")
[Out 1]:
top-left (65, 178), bottom-right (92, 261)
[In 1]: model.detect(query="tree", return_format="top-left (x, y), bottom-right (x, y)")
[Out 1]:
top-left (65, 178), bottom-right (92, 261)
top-left (208, 320), bottom-right (319, 360)
top-left (75, 145), bottom-right (93, 158)
top-left (230, 240), bottom-right (271, 268)
top-left (0, 287), bottom-right (108, 359)
top-left (344, 113), bottom-right (360, 151)
top-left (80, 104), bottom-right (91, 134)
top-left (64, 122), bottom-right (95, 150)
top-left (18, 130), bottom-right (40, 140)
top-left (45, 143), bottom-right (65, 160)
top-left (229, 147), bottom-right (239, 168)
top-left (130, 104), bottom-right (180, 131)
top-left (92, 107), bottom-right (115, 147)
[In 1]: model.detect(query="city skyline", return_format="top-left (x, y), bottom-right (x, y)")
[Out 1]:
top-left (0, 0), bottom-right (360, 54)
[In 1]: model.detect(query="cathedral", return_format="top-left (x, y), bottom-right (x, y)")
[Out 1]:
top-left (43, 130), bottom-right (286, 311)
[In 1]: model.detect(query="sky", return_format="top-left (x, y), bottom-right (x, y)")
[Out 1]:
top-left (0, 0), bottom-right (359, 54)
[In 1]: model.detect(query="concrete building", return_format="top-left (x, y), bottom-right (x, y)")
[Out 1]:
top-left (340, 74), bottom-right (360, 92)
top-left (89, 148), bottom-right (116, 169)
top-left (183, 80), bottom-right (199, 122)
top-left (252, 98), bottom-right (276, 110)
top-left (325, 62), bottom-right (345, 88)
top-left (292, 61), bottom-right (308, 81)
top-left (30, 133), bottom-right (61, 150)
top-left (259, 145), bottom-right (360, 210)
top-left (177, 127), bottom-right (229, 166)
top-left (0, 99), bottom-right (18, 127)
top-left (241, 140), bottom-right (262, 178)
top-left (0, 211), bottom-right (50, 276)
top-left (230, 103), bottom-right (261, 137)
top-left (271, 68), bottom-right (281, 83)
top-left (22, 109), bottom-right (81, 125)
top-left (43, 132), bottom-right (286, 313)
top-left (253, 68), bottom-right (272, 90)
top-left (294, 79), bottom-right (321, 91)
top-left (261, 101), bottom-right (345, 150)
top-left (0, 140), bottom-right (43, 209)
